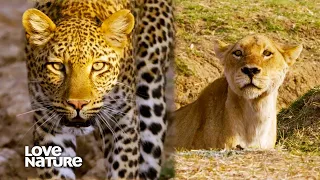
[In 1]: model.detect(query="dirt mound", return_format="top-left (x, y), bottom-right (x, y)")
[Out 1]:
top-left (278, 61), bottom-right (320, 110)
top-left (277, 87), bottom-right (320, 155)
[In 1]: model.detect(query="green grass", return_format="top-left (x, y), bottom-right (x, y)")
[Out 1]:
top-left (277, 87), bottom-right (320, 155)
top-left (175, 0), bottom-right (320, 43)
top-left (175, 57), bottom-right (195, 77)
top-left (160, 159), bottom-right (175, 180)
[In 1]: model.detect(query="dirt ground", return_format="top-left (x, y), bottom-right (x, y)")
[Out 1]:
top-left (0, 0), bottom-right (319, 179)
top-left (175, 149), bottom-right (320, 179)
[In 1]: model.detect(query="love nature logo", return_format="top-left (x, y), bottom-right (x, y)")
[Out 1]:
top-left (24, 146), bottom-right (82, 168)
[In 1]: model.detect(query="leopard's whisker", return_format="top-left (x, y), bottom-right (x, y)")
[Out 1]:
top-left (95, 118), bottom-right (106, 151)
top-left (16, 108), bottom-right (47, 117)
top-left (20, 109), bottom-right (54, 140)
top-left (97, 113), bottom-right (116, 137)
top-left (53, 116), bottom-right (62, 133)
top-left (100, 111), bottom-right (127, 138)
top-left (49, 114), bottom-right (61, 134)
top-left (97, 113), bottom-right (122, 142)
top-left (35, 112), bottom-right (59, 132)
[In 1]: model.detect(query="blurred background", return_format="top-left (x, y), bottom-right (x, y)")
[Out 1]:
top-left (0, 1), bottom-right (105, 179)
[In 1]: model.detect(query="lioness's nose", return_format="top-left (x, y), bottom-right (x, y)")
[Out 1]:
top-left (241, 67), bottom-right (261, 78)
top-left (67, 99), bottom-right (90, 110)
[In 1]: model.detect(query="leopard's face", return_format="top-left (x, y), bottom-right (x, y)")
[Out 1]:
top-left (23, 8), bottom-right (134, 134)
top-left (43, 19), bottom-right (121, 126)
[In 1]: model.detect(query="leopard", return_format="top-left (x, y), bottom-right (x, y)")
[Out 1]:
top-left (22, 0), bottom-right (174, 179)
top-left (167, 34), bottom-right (302, 150)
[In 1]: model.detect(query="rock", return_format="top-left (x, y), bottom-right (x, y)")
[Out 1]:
top-left (0, 148), bottom-right (23, 180)
top-left (82, 158), bottom-right (107, 180)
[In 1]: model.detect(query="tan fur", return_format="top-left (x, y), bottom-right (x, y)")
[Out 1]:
top-left (169, 34), bottom-right (302, 149)
top-left (22, 9), bottom-right (56, 46)
top-left (101, 9), bottom-right (134, 48)
top-left (22, 7), bottom-right (134, 121)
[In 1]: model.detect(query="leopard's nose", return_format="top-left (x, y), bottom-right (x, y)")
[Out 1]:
top-left (66, 99), bottom-right (90, 110)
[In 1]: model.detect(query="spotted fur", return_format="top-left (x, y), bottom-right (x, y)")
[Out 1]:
top-left (23, 0), bottom-right (174, 179)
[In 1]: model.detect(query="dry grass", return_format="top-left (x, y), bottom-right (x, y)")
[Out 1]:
top-left (175, 149), bottom-right (320, 179)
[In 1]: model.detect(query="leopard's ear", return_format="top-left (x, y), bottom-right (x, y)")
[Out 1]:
top-left (214, 39), bottom-right (231, 64)
top-left (281, 44), bottom-right (303, 66)
top-left (22, 8), bottom-right (56, 46)
top-left (101, 9), bottom-right (134, 48)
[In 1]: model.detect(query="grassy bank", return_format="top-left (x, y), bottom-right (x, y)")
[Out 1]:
top-left (278, 87), bottom-right (320, 156)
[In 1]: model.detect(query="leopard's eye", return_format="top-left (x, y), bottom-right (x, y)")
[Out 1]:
top-left (92, 62), bottom-right (107, 71)
top-left (95, 16), bottom-right (102, 26)
top-left (50, 62), bottom-right (64, 71)
top-left (263, 50), bottom-right (273, 57)
top-left (232, 50), bottom-right (243, 57)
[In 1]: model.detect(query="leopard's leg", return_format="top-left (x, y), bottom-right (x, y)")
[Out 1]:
top-left (103, 132), bottom-right (114, 179)
top-left (33, 113), bottom-right (77, 180)
top-left (134, 0), bottom-right (174, 179)
top-left (103, 108), bottom-right (140, 179)
top-left (136, 68), bottom-right (167, 180)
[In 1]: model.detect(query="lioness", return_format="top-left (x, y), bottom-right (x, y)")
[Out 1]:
top-left (168, 34), bottom-right (302, 149)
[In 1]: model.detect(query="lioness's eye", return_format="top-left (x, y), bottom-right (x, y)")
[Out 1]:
top-left (263, 50), bottom-right (273, 57)
top-left (232, 50), bottom-right (243, 57)
top-left (92, 62), bottom-right (106, 71)
top-left (50, 62), bottom-right (64, 71)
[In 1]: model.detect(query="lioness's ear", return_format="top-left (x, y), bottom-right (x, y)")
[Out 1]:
top-left (22, 8), bottom-right (56, 46)
top-left (101, 9), bottom-right (134, 48)
top-left (281, 44), bottom-right (303, 66)
top-left (214, 40), bottom-right (230, 63)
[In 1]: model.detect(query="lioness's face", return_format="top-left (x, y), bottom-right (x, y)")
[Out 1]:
top-left (215, 35), bottom-right (302, 99)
